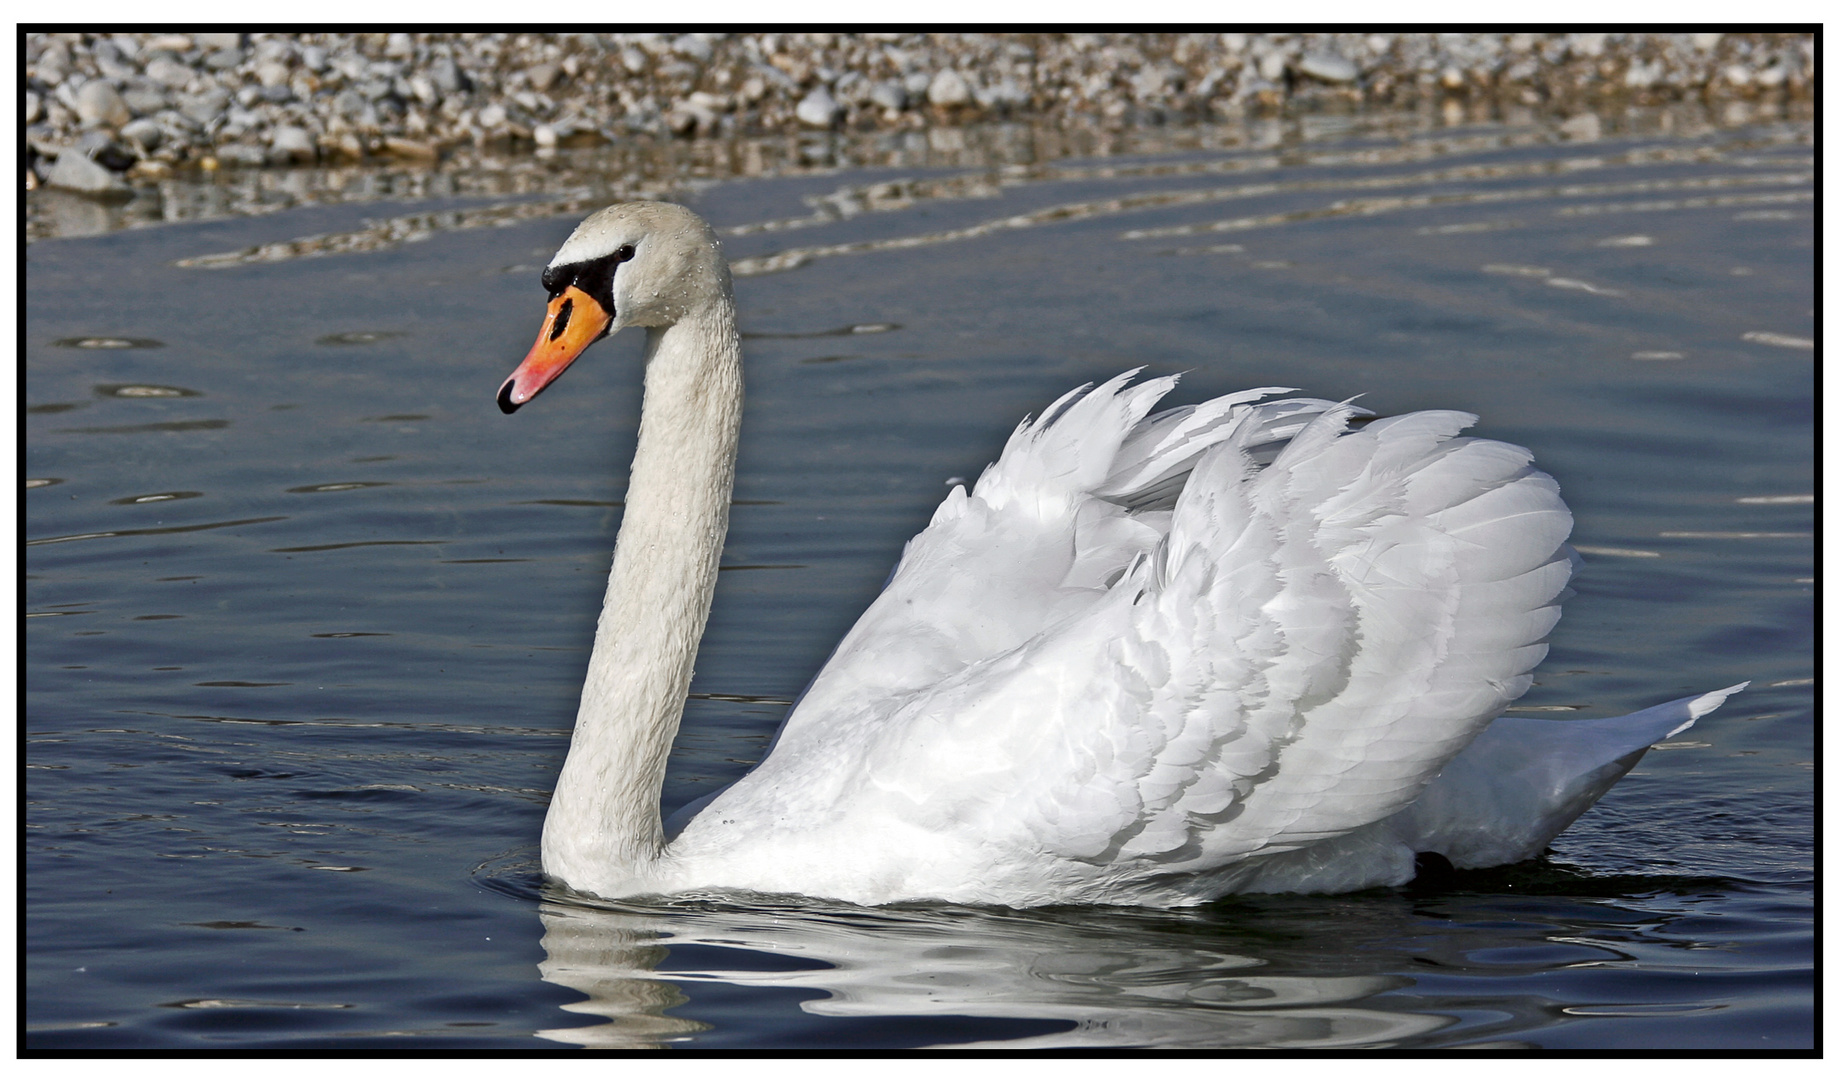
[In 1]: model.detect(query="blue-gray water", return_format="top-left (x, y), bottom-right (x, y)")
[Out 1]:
top-left (26, 111), bottom-right (1812, 1049)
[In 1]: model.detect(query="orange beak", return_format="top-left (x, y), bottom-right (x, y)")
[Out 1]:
top-left (497, 285), bottom-right (613, 413)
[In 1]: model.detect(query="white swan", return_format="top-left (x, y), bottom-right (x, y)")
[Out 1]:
top-left (497, 201), bottom-right (1744, 908)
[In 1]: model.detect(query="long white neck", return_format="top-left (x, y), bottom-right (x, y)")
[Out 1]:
top-left (541, 307), bottom-right (743, 891)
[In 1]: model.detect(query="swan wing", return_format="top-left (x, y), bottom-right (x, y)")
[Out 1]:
top-left (767, 372), bottom-right (1325, 753)
top-left (693, 377), bottom-right (1574, 903)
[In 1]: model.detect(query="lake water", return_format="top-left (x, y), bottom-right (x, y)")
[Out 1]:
top-left (25, 106), bottom-right (1813, 1049)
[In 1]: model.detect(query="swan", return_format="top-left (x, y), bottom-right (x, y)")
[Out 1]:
top-left (497, 200), bottom-right (1744, 908)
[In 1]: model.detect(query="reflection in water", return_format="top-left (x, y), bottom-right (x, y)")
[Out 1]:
top-left (535, 894), bottom-right (1452, 1048)
top-left (525, 859), bottom-right (1801, 1049)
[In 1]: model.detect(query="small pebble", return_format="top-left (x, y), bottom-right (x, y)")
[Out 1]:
top-left (75, 80), bottom-right (131, 128)
top-left (120, 117), bottom-right (164, 151)
top-left (267, 125), bottom-right (315, 164)
top-left (928, 69), bottom-right (973, 107)
top-left (796, 87), bottom-right (843, 128)
top-left (1298, 52), bottom-right (1358, 84)
top-left (47, 149), bottom-right (129, 196)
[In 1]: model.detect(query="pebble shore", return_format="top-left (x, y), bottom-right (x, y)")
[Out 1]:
top-left (26, 31), bottom-right (1816, 196)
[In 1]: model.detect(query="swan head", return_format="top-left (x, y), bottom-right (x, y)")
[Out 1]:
top-left (498, 201), bottom-right (731, 414)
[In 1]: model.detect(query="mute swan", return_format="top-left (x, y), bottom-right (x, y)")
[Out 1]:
top-left (497, 200), bottom-right (1744, 908)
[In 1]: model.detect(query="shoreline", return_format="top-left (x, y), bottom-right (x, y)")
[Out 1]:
top-left (27, 31), bottom-right (1814, 196)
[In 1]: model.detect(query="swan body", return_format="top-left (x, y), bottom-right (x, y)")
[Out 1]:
top-left (499, 201), bottom-right (1744, 908)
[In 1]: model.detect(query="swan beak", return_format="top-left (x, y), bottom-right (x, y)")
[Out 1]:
top-left (498, 286), bottom-right (613, 414)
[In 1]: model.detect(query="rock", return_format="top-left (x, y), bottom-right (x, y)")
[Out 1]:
top-left (532, 123), bottom-right (559, 147)
top-left (795, 87), bottom-right (842, 127)
top-left (300, 45), bottom-right (329, 72)
top-left (1559, 112), bottom-right (1602, 141)
top-left (216, 142), bottom-right (268, 167)
top-left (386, 33), bottom-right (415, 59)
top-left (870, 81), bottom-right (907, 111)
top-left (382, 137), bottom-right (436, 159)
top-left (75, 81), bottom-right (132, 129)
top-left (204, 48), bottom-right (245, 71)
top-left (928, 69), bottom-right (973, 107)
top-left (1693, 33), bottom-right (1725, 52)
top-left (26, 90), bottom-right (42, 125)
top-left (477, 102), bottom-right (507, 128)
top-left (196, 32), bottom-right (241, 50)
top-left (122, 86), bottom-right (170, 115)
top-left (144, 56), bottom-right (193, 89)
top-left (180, 88), bottom-right (229, 127)
top-left (1569, 33), bottom-right (1607, 58)
top-left (528, 62), bottom-right (561, 92)
top-left (256, 60), bottom-right (291, 87)
top-left (672, 35), bottom-right (713, 63)
top-left (147, 34), bottom-right (193, 52)
top-left (47, 149), bottom-right (130, 196)
top-left (120, 117), bottom-right (164, 151)
top-left (905, 72), bottom-right (932, 96)
top-left (267, 124), bottom-right (315, 163)
top-left (428, 55), bottom-right (464, 94)
top-left (1298, 52), bottom-right (1358, 83)
top-left (1625, 60), bottom-right (1662, 89)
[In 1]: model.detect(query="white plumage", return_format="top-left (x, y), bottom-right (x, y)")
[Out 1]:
top-left (499, 201), bottom-right (1744, 908)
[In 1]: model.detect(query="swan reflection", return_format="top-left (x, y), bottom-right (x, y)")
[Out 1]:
top-left (536, 896), bottom-right (1451, 1048)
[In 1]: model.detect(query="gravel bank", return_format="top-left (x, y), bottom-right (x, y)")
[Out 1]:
top-left (26, 31), bottom-right (1815, 193)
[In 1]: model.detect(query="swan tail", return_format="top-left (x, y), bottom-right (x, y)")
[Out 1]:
top-left (1388, 683), bottom-right (1750, 867)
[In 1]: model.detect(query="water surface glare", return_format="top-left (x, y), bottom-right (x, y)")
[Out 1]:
top-left (26, 113), bottom-right (1812, 1049)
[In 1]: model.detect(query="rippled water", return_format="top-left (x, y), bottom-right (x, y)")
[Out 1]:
top-left (26, 108), bottom-right (1813, 1049)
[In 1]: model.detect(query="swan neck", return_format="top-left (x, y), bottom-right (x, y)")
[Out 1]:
top-left (542, 308), bottom-right (743, 889)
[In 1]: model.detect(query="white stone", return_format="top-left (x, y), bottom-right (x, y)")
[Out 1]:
top-left (795, 87), bottom-right (842, 127)
top-left (75, 80), bottom-right (131, 129)
top-left (672, 35), bottom-right (713, 63)
top-left (927, 69), bottom-right (972, 107)
top-left (26, 90), bottom-right (42, 125)
top-left (145, 57), bottom-right (193, 89)
top-left (47, 149), bottom-right (128, 195)
top-left (533, 123), bottom-right (559, 147)
top-left (1298, 52), bottom-right (1358, 84)
top-left (1568, 33), bottom-right (1606, 58)
top-left (268, 124), bottom-right (314, 162)
top-left (870, 81), bottom-right (906, 111)
top-left (120, 117), bottom-right (164, 150)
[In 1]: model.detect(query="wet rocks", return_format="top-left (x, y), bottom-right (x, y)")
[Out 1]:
top-left (46, 146), bottom-right (131, 196)
top-left (267, 124), bottom-right (315, 164)
top-left (21, 31), bottom-right (1817, 185)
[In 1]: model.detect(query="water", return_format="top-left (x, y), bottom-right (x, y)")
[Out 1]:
top-left (25, 108), bottom-right (1813, 1049)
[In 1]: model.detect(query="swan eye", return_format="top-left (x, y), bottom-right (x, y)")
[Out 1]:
top-left (615, 244), bottom-right (636, 263)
